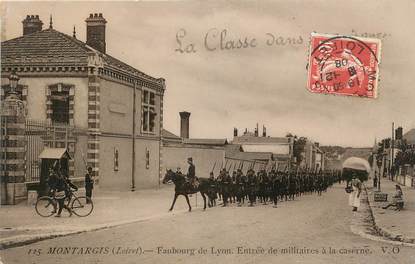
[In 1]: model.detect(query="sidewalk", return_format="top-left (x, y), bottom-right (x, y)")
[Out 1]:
top-left (0, 184), bottom-right (202, 249)
top-left (366, 178), bottom-right (415, 244)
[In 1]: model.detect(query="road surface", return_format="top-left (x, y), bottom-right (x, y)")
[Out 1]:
top-left (1, 184), bottom-right (414, 264)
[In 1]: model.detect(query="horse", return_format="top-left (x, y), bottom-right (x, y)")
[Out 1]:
top-left (162, 169), bottom-right (209, 212)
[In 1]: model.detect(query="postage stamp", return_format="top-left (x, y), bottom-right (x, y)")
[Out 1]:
top-left (307, 33), bottom-right (381, 98)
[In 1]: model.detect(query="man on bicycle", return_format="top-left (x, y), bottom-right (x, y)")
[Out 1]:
top-left (52, 166), bottom-right (78, 217)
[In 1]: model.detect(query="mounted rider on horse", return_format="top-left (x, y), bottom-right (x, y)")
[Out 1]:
top-left (186, 157), bottom-right (199, 189)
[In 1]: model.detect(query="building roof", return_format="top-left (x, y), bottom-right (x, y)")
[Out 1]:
top-left (403, 128), bottom-right (415, 144)
top-left (241, 144), bottom-right (290, 155)
top-left (183, 138), bottom-right (228, 146)
top-left (227, 152), bottom-right (273, 161)
top-left (233, 135), bottom-right (290, 144)
top-left (1, 28), bottom-right (162, 85)
top-left (162, 129), bottom-right (181, 140)
top-left (2, 29), bottom-right (89, 67)
top-left (38, 148), bottom-right (72, 159)
top-left (225, 144), bottom-right (243, 158)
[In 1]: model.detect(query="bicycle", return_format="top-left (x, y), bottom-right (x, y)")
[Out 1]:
top-left (35, 189), bottom-right (94, 217)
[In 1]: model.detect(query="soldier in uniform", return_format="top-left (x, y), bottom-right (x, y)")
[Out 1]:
top-left (207, 172), bottom-right (217, 207)
top-left (235, 169), bottom-right (246, 206)
top-left (230, 170), bottom-right (237, 203)
top-left (176, 167), bottom-right (183, 176)
top-left (247, 169), bottom-right (257, 206)
top-left (260, 170), bottom-right (270, 205)
top-left (288, 171), bottom-right (297, 201)
top-left (217, 168), bottom-right (226, 202)
top-left (186, 157), bottom-right (198, 189)
top-left (240, 169), bottom-right (248, 205)
top-left (222, 169), bottom-right (232, 207)
top-left (271, 169), bottom-right (281, 208)
top-left (85, 166), bottom-right (94, 203)
top-left (281, 171), bottom-right (288, 201)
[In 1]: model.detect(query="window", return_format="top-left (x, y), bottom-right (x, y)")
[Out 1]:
top-left (51, 90), bottom-right (69, 124)
top-left (146, 148), bottom-right (150, 169)
top-left (114, 148), bottom-right (119, 171)
top-left (142, 90), bottom-right (157, 133)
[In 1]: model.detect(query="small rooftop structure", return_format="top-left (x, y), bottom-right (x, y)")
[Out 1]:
top-left (38, 148), bottom-right (72, 160)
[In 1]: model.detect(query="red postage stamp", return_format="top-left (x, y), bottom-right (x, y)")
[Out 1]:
top-left (307, 33), bottom-right (381, 98)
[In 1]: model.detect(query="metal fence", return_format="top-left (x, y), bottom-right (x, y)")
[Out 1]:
top-left (24, 119), bottom-right (76, 182)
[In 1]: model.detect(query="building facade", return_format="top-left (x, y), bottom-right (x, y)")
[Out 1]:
top-left (1, 14), bottom-right (165, 200)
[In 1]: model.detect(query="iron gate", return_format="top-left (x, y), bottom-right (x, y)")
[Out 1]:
top-left (24, 119), bottom-right (76, 182)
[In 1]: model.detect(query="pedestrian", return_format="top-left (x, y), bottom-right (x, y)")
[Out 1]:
top-left (85, 166), bottom-right (94, 203)
top-left (373, 172), bottom-right (378, 188)
top-left (348, 174), bottom-right (362, 212)
top-left (382, 185), bottom-right (404, 211)
top-left (47, 167), bottom-right (58, 214)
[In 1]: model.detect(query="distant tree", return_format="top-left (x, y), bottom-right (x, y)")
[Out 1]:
top-left (394, 140), bottom-right (415, 167)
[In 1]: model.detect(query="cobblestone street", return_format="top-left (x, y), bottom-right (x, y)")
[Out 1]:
top-left (2, 184), bottom-right (414, 264)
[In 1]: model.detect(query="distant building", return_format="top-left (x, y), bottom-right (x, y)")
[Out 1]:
top-left (301, 141), bottom-right (325, 170)
top-left (162, 112), bottom-right (227, 178)
top-left (225, 126), bottom-right (293, 171)
top-left (403, 128), bottom-right (415, 147)
top-left (233, 129), bottom-right (292, 157)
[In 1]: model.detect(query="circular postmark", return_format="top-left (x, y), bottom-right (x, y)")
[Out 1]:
top-left (307, 33), bottom-right (381, 98)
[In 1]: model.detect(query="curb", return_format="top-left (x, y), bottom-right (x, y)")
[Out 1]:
top-left (364, 186), bottom-right (415, 245)
top-left (0, 210), bottom-right (188, 250)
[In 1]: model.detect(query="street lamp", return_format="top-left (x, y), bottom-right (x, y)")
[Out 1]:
top-left (376, 153), bottom-right (385, 191)
top-left (7, 72), bottom-right (20, 99)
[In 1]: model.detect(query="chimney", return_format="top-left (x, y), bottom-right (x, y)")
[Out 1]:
top-left (262, 125), bottom-right (266, 137)
top-left (85, 13), bottom-right (107, 53)
top-left (179, 111), bottom-right (191, 139)
top-left (233, 128), bottom-right (238, 137)
top-left (395, 127), bottom-right (403, 140)
top-left (254, 123), bottom-right (259, 137)
top-left (22, 15), bottom-right (43, 35)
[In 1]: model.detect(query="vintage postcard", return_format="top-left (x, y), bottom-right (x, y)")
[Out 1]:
top-left (1, 1), bottom-right (415, 264)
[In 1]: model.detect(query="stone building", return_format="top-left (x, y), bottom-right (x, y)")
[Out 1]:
top-left (230, 127), bottom-right (293, 170)
top-left (1, 14), bottom-right (165, 203)
top-left (302, 141), bottom-right (325, 171)
top-left (162, 112), bottom-right (227, 178)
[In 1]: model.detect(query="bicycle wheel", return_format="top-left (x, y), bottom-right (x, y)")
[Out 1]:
top-left (71, 196), bottom-right (93, 217)
top-left (35, 196), bottom-right (57, 217)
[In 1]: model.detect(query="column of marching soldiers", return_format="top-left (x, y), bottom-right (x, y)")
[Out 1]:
top-left (205, 161), bottom-right (343, 208)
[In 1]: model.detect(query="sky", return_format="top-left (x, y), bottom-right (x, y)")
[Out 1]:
top-left (2, 0), bottom-right (415, 147)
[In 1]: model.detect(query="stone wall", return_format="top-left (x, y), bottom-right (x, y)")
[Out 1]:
top-left (0, 96), bottom-right (26, 204)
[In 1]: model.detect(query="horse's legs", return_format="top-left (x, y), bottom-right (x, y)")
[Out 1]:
top-left (185, 194), bottom-right (192, 212)
top-left (169, 193), bottom-right (178, 211)
top-left (201, 192), bottom-right (207, 210)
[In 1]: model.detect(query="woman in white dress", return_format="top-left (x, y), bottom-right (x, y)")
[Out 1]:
top-left (348, 175), bottom-right (362, 211)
